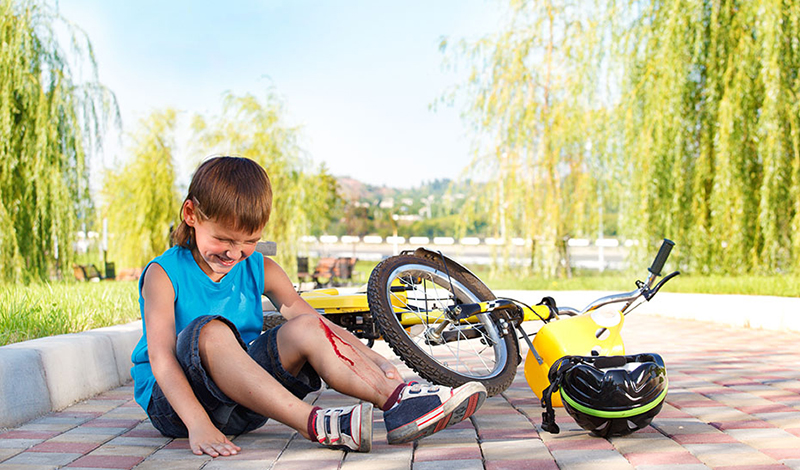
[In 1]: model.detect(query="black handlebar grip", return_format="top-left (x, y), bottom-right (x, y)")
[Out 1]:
top-left (649, 239), bottom-right (674, 276)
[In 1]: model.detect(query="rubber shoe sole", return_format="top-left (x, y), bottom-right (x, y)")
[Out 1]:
top-left (386, 382), bottom-right (487, 445)
top-left (352, 402), bottom-right (373, 452)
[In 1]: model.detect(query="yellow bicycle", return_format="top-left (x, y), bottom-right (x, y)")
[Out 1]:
top-left (265, 241), bottom-right (678, 398)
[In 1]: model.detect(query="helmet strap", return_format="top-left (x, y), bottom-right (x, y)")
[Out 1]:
top-left (540, 356), bottom-right (578, 434)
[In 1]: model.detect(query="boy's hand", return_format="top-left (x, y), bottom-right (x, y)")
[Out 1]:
top-left (189, 424), bottom-right (241, 457)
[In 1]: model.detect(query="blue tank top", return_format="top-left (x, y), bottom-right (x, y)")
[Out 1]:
top-left (130, 245), bottom-right (265, 412)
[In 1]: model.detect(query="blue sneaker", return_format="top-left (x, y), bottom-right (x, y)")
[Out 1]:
top-left (384, 382), bottom-right (486, 444)
top-left (311, 403), bottom-right (372, 452)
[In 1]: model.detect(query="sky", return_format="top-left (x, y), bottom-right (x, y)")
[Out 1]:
top-left (56, 0), bottom-right (505, 188)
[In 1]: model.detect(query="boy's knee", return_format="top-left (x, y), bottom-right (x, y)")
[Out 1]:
top-left (280, 314), bottom-right (323, 343)
top-left (199, 319), bottom-right (237, 346)
top-left (286, 313), bottom-right (322, 330)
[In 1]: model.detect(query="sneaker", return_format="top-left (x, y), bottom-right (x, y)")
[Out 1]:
top-left (384, 382), bottom-right (487, 444)
top-left (311, 403), bottom-right (373, 452)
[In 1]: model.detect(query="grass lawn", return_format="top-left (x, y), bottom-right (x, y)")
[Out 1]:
top-left (0, 281), bottom-right (139, 346)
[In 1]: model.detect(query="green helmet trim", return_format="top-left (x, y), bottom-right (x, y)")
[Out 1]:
top-left (560, 383), bottom-right (668, 419)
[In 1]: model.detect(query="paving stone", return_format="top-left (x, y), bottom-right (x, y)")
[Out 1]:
top-left (480, 438), bottom-right (550, 460)
top-left (414, 428), bottom-right (478, 445)
top-left (102, 437), bottom-right (169, 447)
top-left (485, 460), bottom-right (559, 470)
top-left (28, 441), bottom-right (99, 454)
top-left (229, 434), bottom-right (289, 450)
top-left (129, 460), bottom-right (204, 470)
top-left (271, 459), bottom-right (341, 470)
top-left (412, 459), bottom-right (484, 470)
top-left (0, 464), bottom-right (59, 470)
top-left (692, 451), bottom-right (778, 467)
top-left (551, 449), bottom-right (633, 470)
top-left (754, 411), bottom-right (800, 428)
top-left (0, 439), bottom-right (42, 449)
top-left (761, 448), bottom-right (800, 460)
top-left (478, 427), bottom-right (539, 440)
top-left (203, 461), bottom-right (276, 470)
top-left (0, 449), bottom-right (22, 462)
top-left (341, 458), bottom-right (410, 470)
top-left (2, 451), bottom-right (81, 466)
top-left (88, 445), bottom-right (158, 458)
top-left (12, 423), bottom-right (74, 434)
top-left (65, 454), bottom-right (144, 468)
top-left (278, 438), bottom-right (344, 461)
top-left (414, 443), bottom-right (481, 461)
top-left (67, 427), bottom-right (129, 437)
top-left (610, 434), bottom-right (686, 454)
top-left (145, 449), bottom-right (212, 462)
top-left (623, 451), bottom-right (702, 466)
top-left (633, 465), bottom-right (711, 470)
top-left (48, 430), bottom-right (119, 444)
top-left (344, 445), bottom-right (413, 461)
top-left (783, 459), bottom-right (800, 470)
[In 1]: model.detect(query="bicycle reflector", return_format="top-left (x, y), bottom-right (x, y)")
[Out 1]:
top-left (541, 353), bottom-right (668, 437)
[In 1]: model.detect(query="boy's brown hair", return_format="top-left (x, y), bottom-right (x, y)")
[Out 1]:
top-left (172, 156), bottom-right (272, 248)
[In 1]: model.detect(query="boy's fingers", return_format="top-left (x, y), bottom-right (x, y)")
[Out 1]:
top-left (200, 444), bottom-right (219, 457)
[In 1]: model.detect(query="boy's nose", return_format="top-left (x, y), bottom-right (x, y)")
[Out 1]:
top-left (225, 248), bottom-right (241, 260)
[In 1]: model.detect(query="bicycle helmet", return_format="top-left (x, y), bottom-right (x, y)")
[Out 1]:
top-left (541, 353), bottom-right (668, 437)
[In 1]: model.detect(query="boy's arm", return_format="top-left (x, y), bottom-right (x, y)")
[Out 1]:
top-left (263, 257), bottom-right (401, 380)
top-left (142, 263), bottom-right (241, 457)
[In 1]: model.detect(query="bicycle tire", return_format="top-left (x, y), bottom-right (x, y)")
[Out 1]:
top-left (367, 254), bottom-right (519, 396)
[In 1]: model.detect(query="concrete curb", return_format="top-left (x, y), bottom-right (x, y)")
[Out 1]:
top-left (0, 321), bottom-right (141, 429)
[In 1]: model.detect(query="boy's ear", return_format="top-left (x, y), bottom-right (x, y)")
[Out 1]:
top-left (182, 200), bottom-right (197, 227)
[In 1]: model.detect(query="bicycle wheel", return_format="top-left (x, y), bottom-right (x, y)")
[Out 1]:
top-left (367, 254), bottom-right (519, 396)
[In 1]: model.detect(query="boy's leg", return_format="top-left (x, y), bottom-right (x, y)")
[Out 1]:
top-left (199, 318), bottom-right (372, 451)
top-left (275, 314), bottom-right (402, 407)
top-left (197, 319), bottom-right (315, 435)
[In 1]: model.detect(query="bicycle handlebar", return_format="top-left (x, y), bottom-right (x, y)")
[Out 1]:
top-left (649, 239), bottom-right (674, 276)
top-left (572, 238), bottom-right (678, 316)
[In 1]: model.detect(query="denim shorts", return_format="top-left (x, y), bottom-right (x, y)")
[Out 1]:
top-left (147, 315), bottom-right (322, 437)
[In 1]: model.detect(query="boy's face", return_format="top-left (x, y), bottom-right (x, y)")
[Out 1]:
top-left (184, 201), bottom-right (263, 281)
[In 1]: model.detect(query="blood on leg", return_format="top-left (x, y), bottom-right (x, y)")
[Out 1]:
top-left (317, 318), bottom-right (386, 397)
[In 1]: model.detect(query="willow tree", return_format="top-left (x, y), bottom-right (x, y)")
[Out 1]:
top-left (102, 109), bottom-right (180, 269)
top-left (193, 92), bottom-right (338, 274)
top-left (618, 0), bottom-right (800, 274)
top-left (450, 0), bottom-right (609, 276)
top-left (0, 0), bottom-right (114, 281)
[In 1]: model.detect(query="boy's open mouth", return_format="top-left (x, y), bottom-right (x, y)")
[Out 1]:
top-left (216, 255), bottom-right (236, 267)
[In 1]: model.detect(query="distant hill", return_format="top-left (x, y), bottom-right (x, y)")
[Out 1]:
top-left (336, 176), bottom-right (472, 204)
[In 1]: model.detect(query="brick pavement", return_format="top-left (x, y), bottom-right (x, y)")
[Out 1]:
top-left (1, 313), bottom-right (800, 469)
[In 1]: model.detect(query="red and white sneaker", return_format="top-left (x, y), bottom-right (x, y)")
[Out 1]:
top-left (311, 403), bottom-right (372, 452)
top-left (384, 382), bottom-right (486, 444)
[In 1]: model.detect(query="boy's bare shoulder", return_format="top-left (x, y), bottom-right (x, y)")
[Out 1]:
top-left (141, 262), bottom-right (174, 301)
